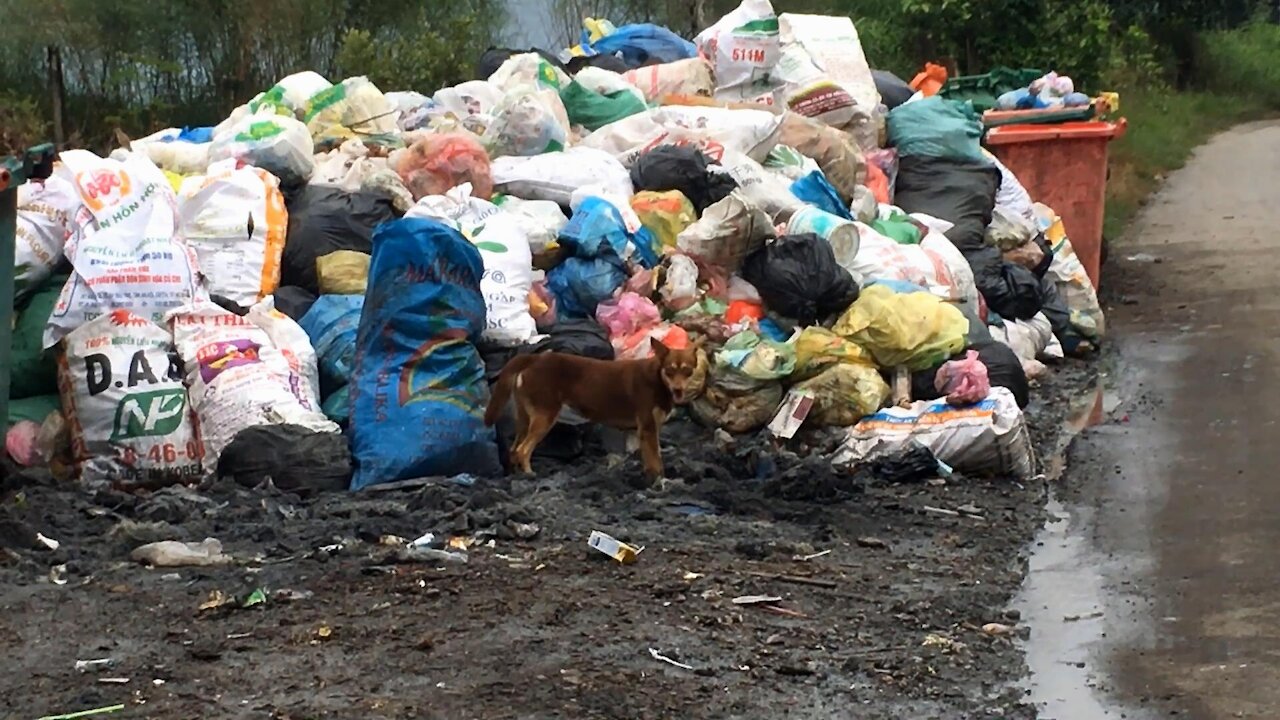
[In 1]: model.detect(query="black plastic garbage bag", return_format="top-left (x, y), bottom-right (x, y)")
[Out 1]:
top-left (566, 54), bottom-right (631, 75)
top-left (478, 320), bottom-right (614, 382)
top-left (476, 47), bottom-right (568, 80)
top-left (894, 156), bottom-right (1046, 319)
top-left (283, 185), bottom-right (400, 295)
top-left (969, 245), bottom-right (1046, 320)
top-left (873, 69), bottom-right (915, 109)
top-left (869, 445), bottom-right (938, 483)
top-left (217, 424), bottom-right (352, 495)
top-left (911, 340), bottom-right (1029, 408)
top-left (630, 144), bottom-right (737, 214)
top-left (272, 285), bottom-right (318, 321)
top-left (741, 234), bottom-right (860, 324)
top-left (518, 319), bottom-right (614, 361)
top-left (893, 155), bottom-right (1001, 253)
top-left (1036, 276), bottom-right (1090, 354)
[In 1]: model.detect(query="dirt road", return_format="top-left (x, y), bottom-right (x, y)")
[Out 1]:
top-left (1020, 120), bottom-right (1280, 719)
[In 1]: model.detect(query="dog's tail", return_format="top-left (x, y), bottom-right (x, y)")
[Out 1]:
top-left (484, 354), bottom-right (539, 426)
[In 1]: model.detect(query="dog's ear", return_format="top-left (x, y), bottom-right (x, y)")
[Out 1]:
top-left (650, 337), bottom-right (669, 360)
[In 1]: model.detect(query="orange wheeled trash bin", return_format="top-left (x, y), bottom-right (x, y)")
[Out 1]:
top-left (985, 119), bottom-right (1127, 289)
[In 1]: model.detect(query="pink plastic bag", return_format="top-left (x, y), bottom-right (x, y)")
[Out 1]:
top-left (934, 350), bottom-right (991, 406)
top-left (596, 291), bottom-right (661, 339)
top-left (394, 133), bottom-right (494, 200)
top-left (5, 420), bottom-right (41, 467)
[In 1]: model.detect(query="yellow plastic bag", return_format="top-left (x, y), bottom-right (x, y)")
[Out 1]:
top-left (163, 170), bottom-right (185, 194)
top-left (792, 364), bottom-right (890, 427)
top-left (832, 285), bottom-right (968, 370)
top-left (631, 190), bottom-right (696, 248)
top-left (316, 250), bottom-right (371, 295)
top-left (793, 327), bottom-right (874, 378)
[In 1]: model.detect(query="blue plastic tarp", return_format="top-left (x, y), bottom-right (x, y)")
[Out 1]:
top-left (586, 24), bottom-right (697, 67)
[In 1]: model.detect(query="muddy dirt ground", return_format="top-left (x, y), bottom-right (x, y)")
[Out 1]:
top-left (0, 362), bottom-right (1097, 720)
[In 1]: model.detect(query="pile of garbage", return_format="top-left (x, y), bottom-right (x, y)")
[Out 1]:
top-left (6, 0), bottom-right (1107, 492)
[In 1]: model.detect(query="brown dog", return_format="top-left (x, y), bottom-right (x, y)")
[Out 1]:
top-left (483, 338), bottom-right (701, 482)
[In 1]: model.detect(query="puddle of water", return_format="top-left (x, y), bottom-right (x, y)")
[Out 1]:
top-left (1014, 374), bottom-right (1151, 719)
top-left (1014, 495), bottom-right (1118, 718)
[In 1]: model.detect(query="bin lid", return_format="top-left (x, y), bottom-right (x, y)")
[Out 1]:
top-left (985, 118), bottom-right (1127, 145)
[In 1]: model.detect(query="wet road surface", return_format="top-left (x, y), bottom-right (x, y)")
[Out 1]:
top-left (1018, 120), bottom-right (1280, 719)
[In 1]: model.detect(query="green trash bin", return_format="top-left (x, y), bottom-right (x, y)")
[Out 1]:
top-left (1, 143), bottom-right (56, 429)
top-left (940, 67), bottom-right (1043, 113)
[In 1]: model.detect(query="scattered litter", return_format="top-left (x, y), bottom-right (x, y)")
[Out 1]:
top-left (226, 632), bottom-right (253, 640)
top-left (733, 595), bottom-right (784, 605)
top-left (242, 588), bottom-right (268, 607)
top-left (96, 678), bottom-right (130, 685)
top-left (683, 571), bottom-right (706, 580)
top-left (49, 564), bottom-right (68, 586)
top-left (198, 587), bottom-right (269, 611)
top-left (1125, 253), bottom-right (1161, 263)
top-left (317, 626), bottom-right (333, 639)
top-left (981, 622), bottom-right (1016, 636)
top-left (37, 705), bottom-right (127, 720)
top-left (131, 539), bottom-right (230, 568)
top-left (794, 550), bottom-right (831, 562)
top-left (409, 532), bottom-right (439, 548)
top-left (648, 647), bottom-right (694, 671)
top-left (588, 531), bottom-right (644, 564)
top-left (921, 634), bottom-right (966, 653)
top-left (394, 546), bottom-right (469, 565)
top-left (74, 659), bottom-right (114, 673)
top-left (35, 533), bottom-right (59, 551)
top-left (1064, 611), bottom-right (1105, 622)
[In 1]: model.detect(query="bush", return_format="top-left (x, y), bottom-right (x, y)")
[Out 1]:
top-left (0, 93), bottom-right (47, 157)
top-left (1196, 22), bottom-right (1280, 107)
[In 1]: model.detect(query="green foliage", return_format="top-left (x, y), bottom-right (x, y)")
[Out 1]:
top-left (0, 0), bottom-right (502, 150)
top-left (1195, 22), bottom-right (1280, 105)
top-left (0, 93), bottom-right (47, 156)
top-left (336, 8), bottom-right (496, 94)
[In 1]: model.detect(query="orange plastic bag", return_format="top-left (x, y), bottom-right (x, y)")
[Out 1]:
top-left (910, 63), bottom-right (948, 97)
top-left (394, 133), bottom-right (494, 200)
top-left (864, 161), bottom-right (890, 205)
top-left (725, 300), bottom-right (764, 324)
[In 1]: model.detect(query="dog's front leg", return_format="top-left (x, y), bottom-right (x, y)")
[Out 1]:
top-left (635, 412), bottom-right (664, 488)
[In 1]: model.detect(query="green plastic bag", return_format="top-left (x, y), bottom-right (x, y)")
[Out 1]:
top-left (559, 80), bottom-right (647, 132)
top-left (715, 330), bottom-right (796, 380)
top-left (10, 275), bottom-right (67, 400)
top-left (887, 96), bottom-right (988, 164)
top-left (871, 209), bottom-right (922, 245)
top-left (7, 394), bottom-right (60, 428)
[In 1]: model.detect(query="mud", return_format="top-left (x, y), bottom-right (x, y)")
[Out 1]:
top-left (0, 363), bottom-right (1095, 720)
